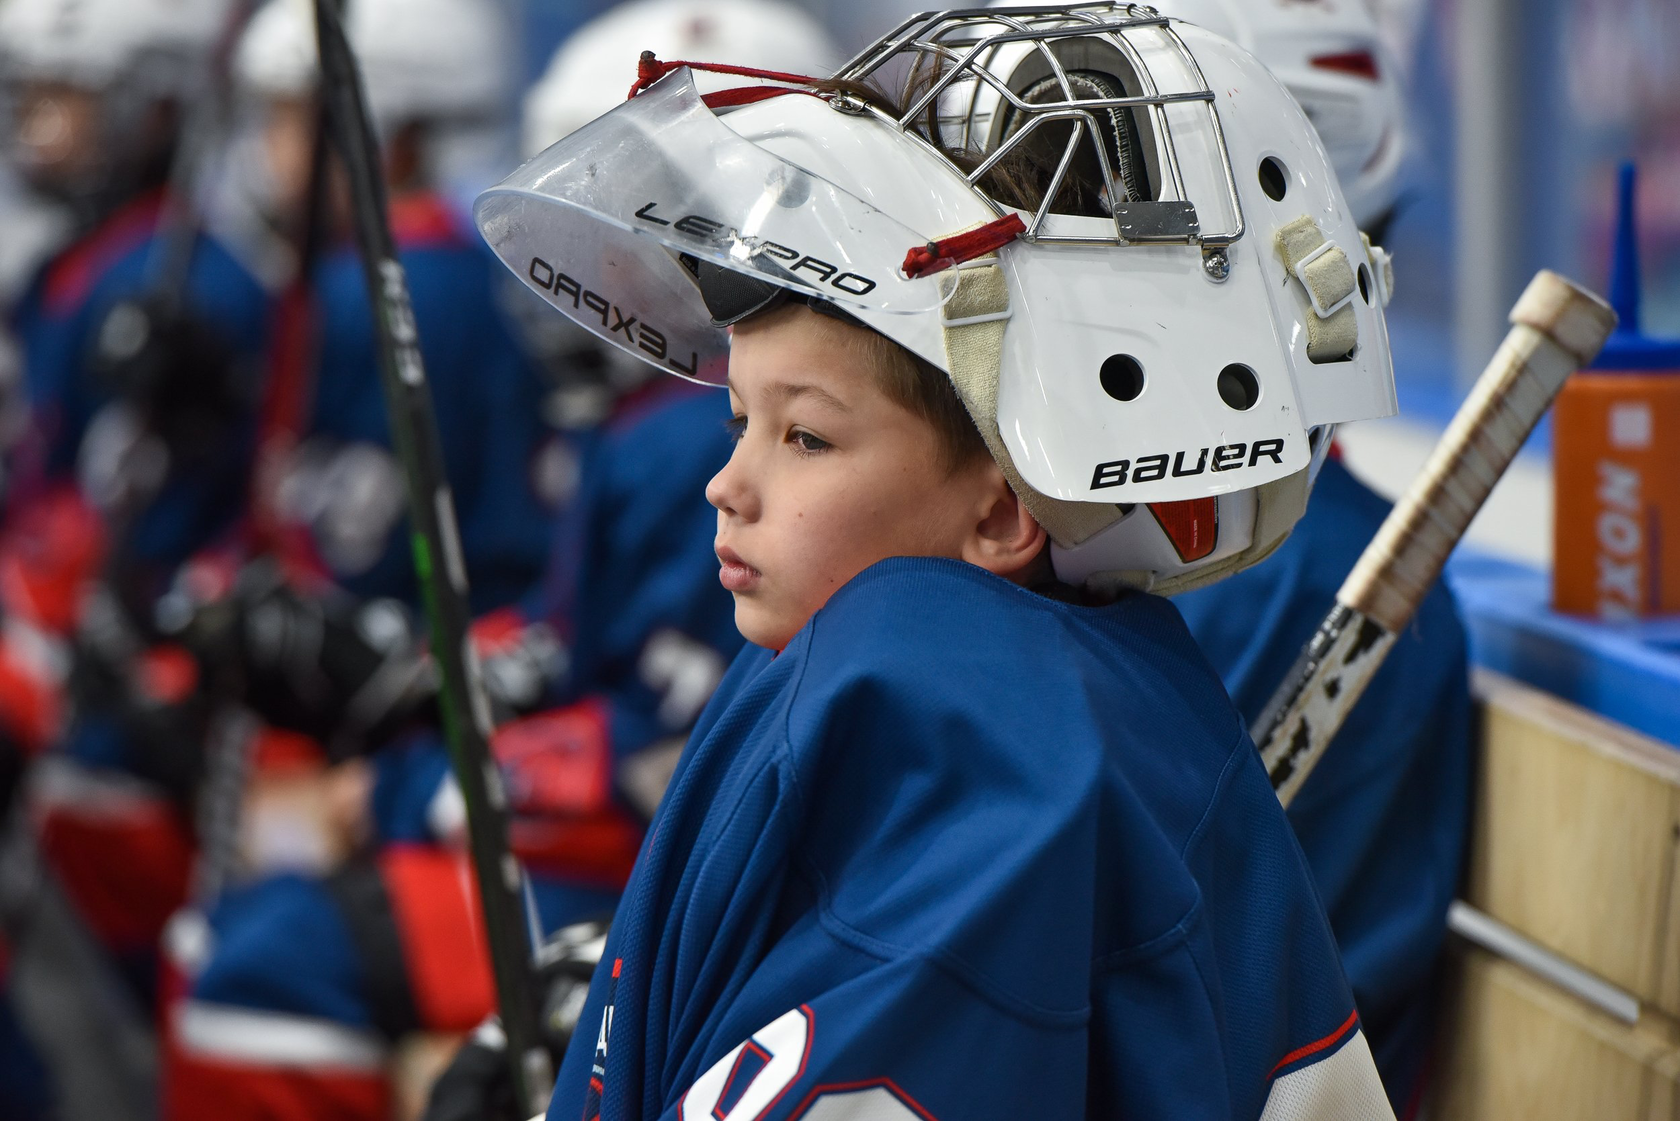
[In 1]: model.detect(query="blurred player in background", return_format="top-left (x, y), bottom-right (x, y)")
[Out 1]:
top-left (162, 4), bottom-right (835, 1119)
top-left (0, 0), bottom-right (271, 1015)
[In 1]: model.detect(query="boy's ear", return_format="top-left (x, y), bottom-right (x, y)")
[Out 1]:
top-left (963, 463), bottom-right (1050, 583)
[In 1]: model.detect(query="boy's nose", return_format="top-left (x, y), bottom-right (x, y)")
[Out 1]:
top-left (706, 445), bottom-right (756, 521)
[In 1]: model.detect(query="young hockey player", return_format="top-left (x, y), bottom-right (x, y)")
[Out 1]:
top-left (2, 0), bottom-right (268, 590)
top-left (160, 6), bottom-right (835, 1119)
top-left (228, 0), bottom-right (550, 612)
top-left (0, 0), bottom-right (271, 1005)
top-left (471, 6), bottom-right (1403, 1117)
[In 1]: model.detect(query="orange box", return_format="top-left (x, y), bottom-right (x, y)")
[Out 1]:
top-left (1552, 372), bottom-right (1680, 618)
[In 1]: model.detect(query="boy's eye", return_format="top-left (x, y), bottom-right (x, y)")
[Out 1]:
top-left (789, 429), bottom-right (831, 455)
top-left (723, 415), bottom-right (747, 441)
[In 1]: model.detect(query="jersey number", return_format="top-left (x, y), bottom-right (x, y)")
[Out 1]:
top-left (681, 1006), bottom-right (811, 1121)
top-left (680, 1007), bottom-right (935, 1120)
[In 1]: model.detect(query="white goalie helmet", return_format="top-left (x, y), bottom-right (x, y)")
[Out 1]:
top-left (234, 0), bottom-right (510, 154)
top-left (1064, 0), bottom-right (1409, 230)
top-left (0, 0), bottom-right (229, 202)
top-left (475, 5), bottom-right (1397, 596)
top-left (524, 0), bottom-right (840, 158)
top-left (0, 0), bottom-right (228, 95)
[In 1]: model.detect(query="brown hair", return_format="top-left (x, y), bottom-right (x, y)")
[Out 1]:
top-left (745, 302), bottom-right (988, 473)
top-left (843, 315), bottom-right (989, 474)
top-left (785, 74), bottom-right (1068, 475)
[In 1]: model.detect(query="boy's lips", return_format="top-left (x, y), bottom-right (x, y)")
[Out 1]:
top-left (716, 546), bottom-right (761, 593)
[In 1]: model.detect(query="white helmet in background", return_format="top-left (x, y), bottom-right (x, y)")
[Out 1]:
top-left (0, 0), bottom-right (228, 96)
top-left (477, 5), bottom-right (1397, 596)
top-left (233, 0), bottom-right (512, 191)
top-left (506, 0), bottom-right (842, 404)
top-left (0, 0), bottom-right (230, 203)
top-left (1104, 0), bottom-right (1408, 231)
top-left (523, 0), bottom-right (840, 157)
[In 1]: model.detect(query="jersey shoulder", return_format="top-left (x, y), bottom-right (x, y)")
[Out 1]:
top-left (776, 559), bottom-right (1256, 972)
top-left (587, 382), bottom-right (733, 517)
top-left (790, 556), bottom-right (1244, 767)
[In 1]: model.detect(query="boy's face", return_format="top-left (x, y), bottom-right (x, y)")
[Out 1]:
top-left (11, 81), bottom-right (103, 195)
top-left (708, 306), bottom-right (1000, 651)
top-left (259, 96), bottom-right (318, 222)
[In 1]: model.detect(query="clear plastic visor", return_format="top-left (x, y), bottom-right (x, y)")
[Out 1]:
top-left (474, 69), bottom-right (951, 385)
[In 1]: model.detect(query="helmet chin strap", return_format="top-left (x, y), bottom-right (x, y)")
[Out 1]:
top-left (1275, 215), bottom-right (1362, 362)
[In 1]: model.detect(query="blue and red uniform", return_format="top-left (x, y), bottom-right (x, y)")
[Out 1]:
top-left (7, 190), bottom-right (270, 579)
top-left (163, 376), bottom-right (742, 1121)
top-left (6, 193), bottom-right (270, 995)
top-left (552, 556), bottom-right (1394, 1121)
top-left (1173, 455), bottom-right (1473, 1115)
top-left (280, 193), bottom-right (558, 610)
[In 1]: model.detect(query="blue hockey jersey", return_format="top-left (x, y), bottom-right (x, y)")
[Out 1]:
top-left (550, 556), bottom-right (1394, 1121)
top-left (8, 191), bottom-right (270, 576)
top-left (168, 378), bottom-right (747, 1110)
top-left (528, 379), bottom-right (743, 757)
top-left (295, 194), bottom-right (556, 612)
top-left (370, 379), bottom-right (742, 916)
top-left (1174, 456), bottom-right (1473, 1111)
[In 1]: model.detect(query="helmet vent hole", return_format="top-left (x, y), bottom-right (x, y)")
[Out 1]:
top-left (1259, 157), bottom-right (1288, 202)
top-left (1357, 264), bottom-right (1373, 304)
top-left (1100, 355), bottom-right (1145, 402)
top-left (1217, 364), bottom-right (1260, 411)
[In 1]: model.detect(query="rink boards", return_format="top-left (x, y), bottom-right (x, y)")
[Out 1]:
top-left (1434, 658), bottom-right (1680, 1117)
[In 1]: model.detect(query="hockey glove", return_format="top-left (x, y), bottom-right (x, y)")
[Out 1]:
top-left (421, 918), bottom-right (609, 1121)
top-left (91, 296), bottom-right (253, 466)
top-left (239, 584), bottom-right (432, 759)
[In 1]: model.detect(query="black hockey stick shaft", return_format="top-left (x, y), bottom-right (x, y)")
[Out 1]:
top-left (1256, 271), bottom-right (1617, 808)
top-left (311, 1), bottom-right (551, 1109)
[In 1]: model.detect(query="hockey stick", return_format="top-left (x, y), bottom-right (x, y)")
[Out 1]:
top-left (1255, 270), bottom-right (1616, 808)
top-left (194, 24), bottom-right (335, 906)
top-left (310, 0), bottom-right (551, 1110)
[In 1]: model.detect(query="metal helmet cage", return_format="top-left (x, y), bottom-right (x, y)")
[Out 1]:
top-left (832, 4), bottom-right (1242, 273)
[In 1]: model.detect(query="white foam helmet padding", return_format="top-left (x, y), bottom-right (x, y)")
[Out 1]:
top-left (521, 0), bottom-right (840, 158)
top-left (0, 0), bottom-right (230, 96)
top-left (1060, 0), bottom-right (1408, 229)
top-left (233, 0), bottom-right (510, 126)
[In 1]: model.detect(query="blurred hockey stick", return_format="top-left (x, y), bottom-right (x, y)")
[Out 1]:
top-left (310, 0), bottom-right (551, 1111)
top-left (1255, 270), bottom-right (1616, 807)
top-left (192, 44), bottom-right (336, 908)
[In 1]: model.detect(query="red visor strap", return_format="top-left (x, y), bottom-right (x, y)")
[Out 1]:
top-left (902, 213), bottom-right (1028, 279)
top-left (631, 51), bottom-right (827, 99)
top-left (701, 86), bottom-right (820, 109)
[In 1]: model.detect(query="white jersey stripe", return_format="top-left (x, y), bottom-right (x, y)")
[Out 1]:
top-left (1259, 1029), bottom-right (1395, 1121)
top-left (174, 1000), bottom-right (388, 1071)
